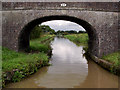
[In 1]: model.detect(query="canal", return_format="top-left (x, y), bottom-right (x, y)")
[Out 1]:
top-left (6, 37), bottom-right (118, 88)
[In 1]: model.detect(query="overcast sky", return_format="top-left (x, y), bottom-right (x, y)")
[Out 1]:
top-left (41, 20), bottom-right (85, 32)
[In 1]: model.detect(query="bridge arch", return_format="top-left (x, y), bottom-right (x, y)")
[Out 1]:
top-left (18, 15), bottom-right (98, 57)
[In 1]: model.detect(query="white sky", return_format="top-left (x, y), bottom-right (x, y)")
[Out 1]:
top-left (41, 20), bottom-right (85, 32)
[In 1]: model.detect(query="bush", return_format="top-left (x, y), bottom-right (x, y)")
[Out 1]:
top-left (30, 25), bottom-right (55, 40)
top-left (30, 25), bottom-right (42, 39)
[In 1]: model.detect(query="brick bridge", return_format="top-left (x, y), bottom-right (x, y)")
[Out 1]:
top-left (1, 2), bottom-right (120, 57)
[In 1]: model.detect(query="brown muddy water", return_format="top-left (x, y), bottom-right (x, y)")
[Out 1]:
top-left (6, 37), bottom-right (118, 88)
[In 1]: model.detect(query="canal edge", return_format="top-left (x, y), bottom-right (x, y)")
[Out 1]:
top-left (88, 54), bottom-right (120, 76)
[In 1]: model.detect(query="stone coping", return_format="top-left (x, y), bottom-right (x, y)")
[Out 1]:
top-left (90, 54), bottom-right (120, 76)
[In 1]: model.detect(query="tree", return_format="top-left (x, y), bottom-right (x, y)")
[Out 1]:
top-left (78, 31), bottom-right (86, 33)
top-left (30, 25), bottom-right (55, 39)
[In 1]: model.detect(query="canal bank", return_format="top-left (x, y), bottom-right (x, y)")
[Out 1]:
top-left (85, 53), bottom-right (120, 76)
top-left (2, 35), bottom-right (55, 87)
top-left (5, 37), bottom-right (118, 88)
top-left (64, 34), bottom-right (120, 76)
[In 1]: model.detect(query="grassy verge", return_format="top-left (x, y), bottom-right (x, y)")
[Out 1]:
top-left (2, 35), bottom-right (54, 87)
top-left (102, 52), bottom-right (120, 67)
top-left (65, 33), bottom-right (119, 74)
top-left (64, 33), bottom-right (88, 46)
top-left (29, 35), bottom-right (55, 53)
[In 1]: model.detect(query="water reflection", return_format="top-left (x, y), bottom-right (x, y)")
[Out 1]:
top-left (74, 59), bottom-right (118, 88)
top-left (33, 37), bottom-right (88, 88)
top-left (6, 37), bottom-right (118, 88)
top-left (51, 37), bottom-right (87, 64)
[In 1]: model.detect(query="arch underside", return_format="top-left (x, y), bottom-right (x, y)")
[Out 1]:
top-left (18, 15), bottom-right (99, 57)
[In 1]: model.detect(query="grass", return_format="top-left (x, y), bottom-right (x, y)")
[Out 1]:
top-left (29, 35), bottom-right (54, 53)
top-left (2, 46), bottom-right (49, 87)
top-left (65, 33), bottom-right (119, 73)
top-left (64, 33), bottom-right (88, 46)
top-left (2, 34), bottom-right (55, 87)
top-left (2, 48), bottom-right (49, 72)
top-left (2, 47), bottom-right (24, 62)
top-left (102, 52), bottom-right (120, 67)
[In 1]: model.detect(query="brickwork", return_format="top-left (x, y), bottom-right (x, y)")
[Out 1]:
top-left (2, 2), bottom-right (119, 57)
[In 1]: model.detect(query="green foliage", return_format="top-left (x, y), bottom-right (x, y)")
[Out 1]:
top-left (30, 44), bottom-right (49, 53)
top-left (12, 71), bottom-right (24, 82)
top-left (30, 35), bottom-right (54, 53)
top-left (55, 30), bottom-right (78, 35)
top-left (30, 25), bottom-right (42, 39)
top-left (2, 35), bottom-right (54, 87)
top-left (55, 30), bottom-right (86, 35)
top-left (40, 25), bottom-right (55, 34)
top-left (2, 51), bottom-right (48, 72)
top-left (2, 47), bottom-right (25, 61)
top-left (64, 33), bottom-right (88, 46)
top-left (102, 52), bottom-right (120, 67)
top-left (30, 25), bottom-right (55, 40)
top-left (78, 31), bottom-right (86, 33)
top-left (2, 47), bottom-right (49, 86)
top-left (64, 33), bottom-right (119, 75)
